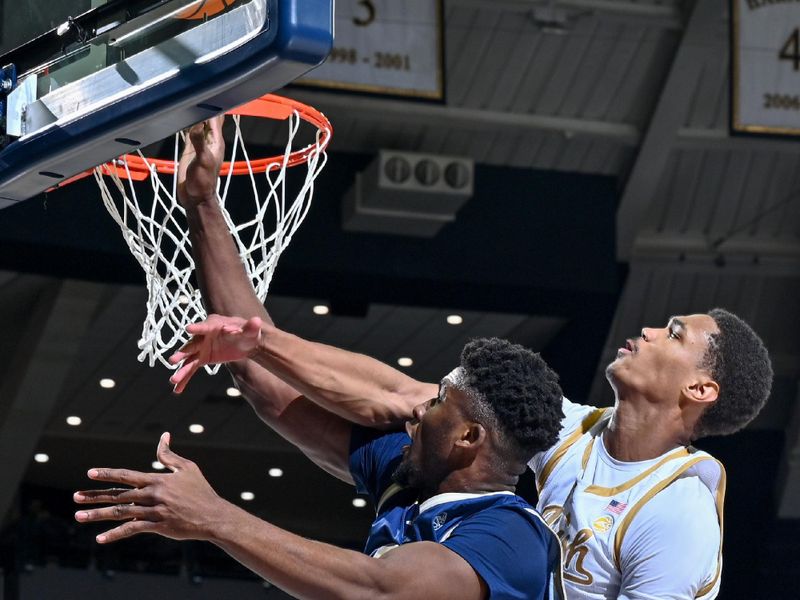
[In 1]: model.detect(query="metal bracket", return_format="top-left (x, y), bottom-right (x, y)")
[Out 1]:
top-left (0, 63), bottom-right (18, 149)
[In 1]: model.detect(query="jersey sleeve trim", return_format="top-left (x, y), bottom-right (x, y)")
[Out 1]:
top-left (376, 483), bottom-right (405, 513)
top-left (523, 507), bottom-right (568, 600)
top-left (612, 456), bottom-right (722, 574)
top-left (536, 408), bottom-right (609, 493)
top-left (695, 460), bottom-right (726, 598)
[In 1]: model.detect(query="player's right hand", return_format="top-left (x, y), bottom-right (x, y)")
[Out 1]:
top-left (168, 314), bottom-right (263, 393)
top-left (176, 115), bottom-right (225, 208)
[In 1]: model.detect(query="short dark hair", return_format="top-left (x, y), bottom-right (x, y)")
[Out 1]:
top-left (459, 338), bottom-right (564, 462)
top-left (694, 308), bottom-right (773, 439)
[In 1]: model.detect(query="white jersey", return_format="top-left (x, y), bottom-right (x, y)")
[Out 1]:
top-left (530, 398), bottom-right (725, 600)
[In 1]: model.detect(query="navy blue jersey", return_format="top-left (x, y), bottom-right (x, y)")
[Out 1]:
top-left (350, 427), bottom-right (564, 600)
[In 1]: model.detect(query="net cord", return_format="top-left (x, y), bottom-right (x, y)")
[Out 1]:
top-left (93, 111), bottom-right (328, 371)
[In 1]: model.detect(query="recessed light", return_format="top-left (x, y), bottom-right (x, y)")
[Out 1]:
top-left (397, 357), bottom-right (413, 367)
top-left (312, 304), bottom-right (330, 315)
top-left (99, 378), bottom-right (116, 389)
top-left (66, 416), bottom-right (82, 426)
top-left (352, 498), bottom-right (367, 508)
top-left (189, 424), bottom-right (205, 434)
top-left (34, 453), bottom-right (49, 463)
top-left (226, 387), bottom-right (241, 397)
top-left (446, 314), bottom-right (463, 325)
top-left (152, 461), bottom-right (165, 470)
top-left (268, 468), bottom-right (283, 478)
top-left (240, 491), bottom-right (255, 501)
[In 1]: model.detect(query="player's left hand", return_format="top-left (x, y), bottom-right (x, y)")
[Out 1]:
top-left (168, 314), bottom-right (264, 393)
top-left (74, 432), bottom-right (225, 544)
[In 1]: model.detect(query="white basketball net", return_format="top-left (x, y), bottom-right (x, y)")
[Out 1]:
top-left (93, 111), bottom-right (329, 371)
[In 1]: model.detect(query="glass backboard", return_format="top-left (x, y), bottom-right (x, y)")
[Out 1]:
top-left (0, 0), bottom-right (333, 204)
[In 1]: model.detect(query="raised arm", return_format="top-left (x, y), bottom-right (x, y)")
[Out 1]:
top-left (75, 434), bottom-right (487, 600)
top-left (176, 117), bottom-right (433, 429)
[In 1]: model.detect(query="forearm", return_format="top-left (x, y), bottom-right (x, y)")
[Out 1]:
top-left (184, 193), bottom-right (431, 428)
top-left (251, 325), bottom-right (435, 429)
top-left (229, 362), bottom-right (354, 483)
top-left (185, 200), bottom-right (270, 321)
top-left (209, 501), bottom-right (393, 600)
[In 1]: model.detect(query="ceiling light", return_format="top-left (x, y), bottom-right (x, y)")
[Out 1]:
top-left (152, 461), bottom-right (165, 470)
top-left (177, 295), bottom-right (190, 306)
top-left (99, 378), bottom-right (116, 389)
top-left (240, 491), bottom-right (255, 501)
top-left (397, 357), bottom-right (413, 367)
top-left (446, 314), bottom-right (463, 325)
top-left (189, 423), bottom-right (205, 434)
top-left (66, 416), bottom-right (82, 426)
top-left (226, 387), bottom-right (241, 397)
top-left (312, 304), bottom-right (330, 315)
top-left (268, 468), bottom-right (283, 478)
top-left (34, 453), bottom-right (49, 463)
top-left (352, 498), bottom-right (367, 508)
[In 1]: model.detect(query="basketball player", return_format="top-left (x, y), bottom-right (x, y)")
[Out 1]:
top-left (168, 117), bottom-right (773, 599)
top-left (76, 337), bottom-right (567, 600)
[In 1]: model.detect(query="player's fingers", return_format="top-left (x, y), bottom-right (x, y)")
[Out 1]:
top-left (170, 359), bottom-right (200, 394)
top-left (176, 335), bottom-right (203, 354)
top-left (188, 121), bottom-right (210, 155)
top-left (177, 132), bottom-right (199, 174)
top-left (73, 488), bottom-right (150, 505)
top-left (185, 322), bottom-right (217, 336)
top-left (75, 503), bottom-right (156, 523)
top-left (157, 432), bottom-right (191, 472)
top-left (168, 348), bottom-right (196, 365)
top-left (205, 115), bottom-right (225, 148)
top-left (242, 317), bottom-right (263, 338)
top-left (95, 520), bottom-right (156, 544)
top-left (87, 468), bottom-right (154, 487)
top-left (210, 114), bottom-right (225, 130)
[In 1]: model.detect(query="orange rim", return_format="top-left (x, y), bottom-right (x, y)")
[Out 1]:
top-left (57, 94), bottom-right (332, 188)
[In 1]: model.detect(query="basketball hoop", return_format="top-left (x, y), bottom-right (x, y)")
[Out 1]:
top-left (80, 94), bottom-right (331, 371)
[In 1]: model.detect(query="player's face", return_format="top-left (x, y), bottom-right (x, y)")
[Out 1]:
top-left (392, 382), bottom-right (469, 492)
top-left (606, 313), bottom-right (719, 404)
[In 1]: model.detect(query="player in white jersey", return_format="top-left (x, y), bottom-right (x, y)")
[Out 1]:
top-left (166, 118), bottom-right (773, 599)
top-left (531, 399), bottom-right (724, 599)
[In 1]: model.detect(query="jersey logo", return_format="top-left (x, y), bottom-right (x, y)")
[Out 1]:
top-left (604, 499), bottom-right (628, 515)
top-left (432, 513), bottom-right (448, 531)
top-left (592, 515), bottom-right (613, 533)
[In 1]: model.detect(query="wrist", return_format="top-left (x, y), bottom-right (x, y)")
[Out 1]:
top-left (248, 321), bottom-right (275, 360)
top-left (183, 192), bottom-right (218, 212)
top-left (202, 497), bottom-right (243, 543)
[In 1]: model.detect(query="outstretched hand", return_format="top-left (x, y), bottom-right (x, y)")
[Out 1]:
top-left (177, 114), bottom-right (226, 207)
top-left (169, 314), bottom-right (264, 393)
top-left (74, 433), bottom-right (225, 544)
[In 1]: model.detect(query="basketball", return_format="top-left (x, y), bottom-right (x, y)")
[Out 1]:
top-left (177, 0), bottom-right (237, 20)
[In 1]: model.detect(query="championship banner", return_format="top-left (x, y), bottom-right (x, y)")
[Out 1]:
top-left (298, 0), bottom-right (444, 100)
top-left (732, 0), bottom-right (800, 135)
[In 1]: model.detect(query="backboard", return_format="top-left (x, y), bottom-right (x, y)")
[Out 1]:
top-left (0, 0), bottom-right (333, 206)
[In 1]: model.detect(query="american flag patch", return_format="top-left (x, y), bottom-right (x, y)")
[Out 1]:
top-left (605, 499), bottom-right (628, 515)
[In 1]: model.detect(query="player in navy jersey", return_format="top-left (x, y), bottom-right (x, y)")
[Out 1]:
top-left (74, 118), bottom-right (568, 600)
top-left (75, 337), bottom-right (565, 600)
